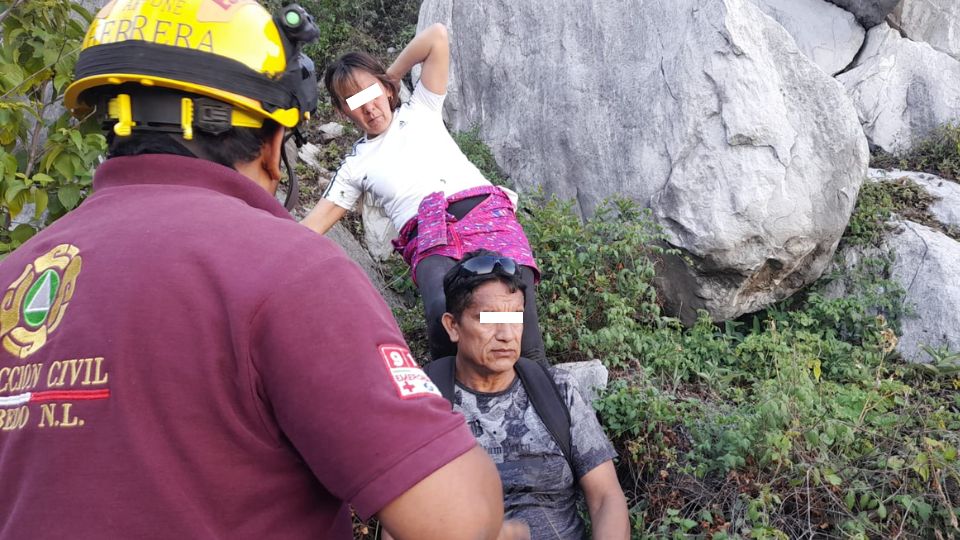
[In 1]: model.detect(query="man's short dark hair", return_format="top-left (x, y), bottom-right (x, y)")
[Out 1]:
top-left (443, 249), bottom-right (526, 321)
top-left (108, 120), bottom-right (280, 170)
top-left (101, 87), bottom-right (282, 169)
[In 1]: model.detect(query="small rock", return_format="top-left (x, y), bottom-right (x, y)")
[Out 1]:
top-left (555, 360), bottom-right (608, 404)
top-left (387, 47), bottom-right (396, 54)
top-left (298, 142), bottom-right (323, 170)
top-left (318, 122), bottom-right (345, 142)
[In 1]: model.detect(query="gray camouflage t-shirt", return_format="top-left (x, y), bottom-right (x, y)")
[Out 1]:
top-left (453, 367), bottom-right (617, 540)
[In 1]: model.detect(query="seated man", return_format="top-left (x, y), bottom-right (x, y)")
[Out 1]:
top-left (429, 250), bottom-right (630, 539)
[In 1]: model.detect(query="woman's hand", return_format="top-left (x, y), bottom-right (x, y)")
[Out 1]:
top-left (387, 23), bottom-right (449, 95)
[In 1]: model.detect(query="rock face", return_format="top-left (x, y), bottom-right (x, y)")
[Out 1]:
top-left (824, 0), bottom-right (899, 28)
top-left (831, 170), bottom-right (960, 363)
top-left (326, 224), bottom-right (404, 312)
top-left (751, 0), bottom-right (864, 75)
top-left (884, 221), bottom-right (960, 363)
top-left (418, 0), bottom-right (868, 323)
top-left (838, 24), bottom-right (960, 154)
top-left (77, 0), bottom-right (110, 14)
top-left (891, 0), bottom-right (960, 62)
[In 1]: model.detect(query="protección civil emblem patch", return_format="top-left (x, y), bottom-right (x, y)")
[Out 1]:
top-left (0, 244), bottom-right (82, 359)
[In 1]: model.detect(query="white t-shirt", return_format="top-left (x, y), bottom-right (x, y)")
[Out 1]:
top-left (322, 82), bottom-right (491, 230)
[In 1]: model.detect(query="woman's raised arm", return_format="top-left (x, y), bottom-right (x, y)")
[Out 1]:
top-left (386, 23), bottom-right (449, 95)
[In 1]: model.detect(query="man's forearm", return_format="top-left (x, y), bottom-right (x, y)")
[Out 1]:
top-left (588, 494), bottom-right (630, 539)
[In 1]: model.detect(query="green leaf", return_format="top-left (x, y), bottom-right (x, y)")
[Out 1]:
top-left (11, 223), bottom-right (35, 244)
top-left (57, 184), bottom-right (81, 210)
top-left (825, 473), bottom-right (843, 486)
top-left (2, 153), bottom-right (18, 183)
top-left (32, 173), bottom-right (54, 186)
top-left (42, 145), bottom-right (64, 173)
top-left (54, 70), bottom-right (72, 93)
top-left (844, 491), bottom-right (856, 510)
top-left (4, 179), bottom-right (26, 203)
top-left (0, 63), bottom-right (25, 90)
top-left (53, 153), bottom-right (74, 179)
top-left (69, 129), bottom-right (83, 152)
top-left (944, 445), bottom-right (957, 462)
top-left (32, 188), bottom-right (48, 218)
top-left (6, 190), bottom-right (25, 218)
top-left (877, 502), bottom-right (887, 519)
top-left (42, 47), bottom-right (60, 71)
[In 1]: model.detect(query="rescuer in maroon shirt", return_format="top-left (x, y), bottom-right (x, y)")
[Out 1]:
top-left (0, 1), bottom-right (522, 538)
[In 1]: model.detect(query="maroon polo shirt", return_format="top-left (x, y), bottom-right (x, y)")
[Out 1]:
top-left (0, 154), bottom-right (475, 538)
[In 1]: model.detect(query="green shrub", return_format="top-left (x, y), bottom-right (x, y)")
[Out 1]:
top-left (844, 178), bottom-right (940, 247)
top-left (0, 1), bottom-right (106, 255)
top-left (871, 122), bottom-right (960, 181)
top-left (265, 0), bottom-right (420, 72)
top-left (452, 126), bottom-right (510, 187)
top-left (520, 194), bottom-right (672, 368)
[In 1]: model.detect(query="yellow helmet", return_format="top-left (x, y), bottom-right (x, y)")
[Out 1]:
top-left (65, 0), bottom-right (319, 137)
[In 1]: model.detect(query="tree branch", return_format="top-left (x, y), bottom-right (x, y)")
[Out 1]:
top-left (23, 81), bottom-right (50, 179)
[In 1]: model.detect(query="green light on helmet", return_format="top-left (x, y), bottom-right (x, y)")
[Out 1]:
top-left (284, 10), bottom-right (302, 27)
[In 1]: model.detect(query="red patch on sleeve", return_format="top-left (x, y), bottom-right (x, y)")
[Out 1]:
top-left (378, 345), bottom-right (442, 400)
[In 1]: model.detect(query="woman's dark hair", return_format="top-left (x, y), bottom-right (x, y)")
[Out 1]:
top-left (443, 249), bottom-right (526, 321)
top-left (108, 119), bottom-right (280, 170)
top-left (323, 51), bottom-right (400, 113)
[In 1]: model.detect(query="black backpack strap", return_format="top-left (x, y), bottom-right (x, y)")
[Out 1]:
top-left (423, 356), bottom-right (457, 407)
top-left (514, 358), bottom-right (574, 474)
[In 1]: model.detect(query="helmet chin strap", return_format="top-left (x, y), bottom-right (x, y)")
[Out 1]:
top-left (281, 129), bottom-right (304, 212)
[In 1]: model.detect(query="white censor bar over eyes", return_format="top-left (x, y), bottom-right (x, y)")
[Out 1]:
top-left (346, 83), bottom-right (383, 111)
top-left (479, 312), bottom-right (524, 324)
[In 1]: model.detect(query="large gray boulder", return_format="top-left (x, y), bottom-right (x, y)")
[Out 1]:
top-left (824, 0), bottom-right (899, 28)
top-left (751, 0), bottom-right (864, 75)
top-left (891, 0), bottom-right (960, 62)
top-left (885, 221), bottom-right (960, 363)
top-left (419, 0), bottom-right (868, 323)
top-left (838, 24), bottom-right (960, 155)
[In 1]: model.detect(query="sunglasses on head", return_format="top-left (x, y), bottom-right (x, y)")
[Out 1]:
top-left (458, 256), bottom-right (519, 277)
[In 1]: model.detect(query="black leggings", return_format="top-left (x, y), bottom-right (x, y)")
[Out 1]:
top-left (415, 255), bottom-right (546, 364)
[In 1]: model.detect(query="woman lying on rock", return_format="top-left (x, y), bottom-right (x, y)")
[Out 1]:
top-left (302, 23), bottom-right (546, 364)
top-left (396, 250), bottom-right (629, 540)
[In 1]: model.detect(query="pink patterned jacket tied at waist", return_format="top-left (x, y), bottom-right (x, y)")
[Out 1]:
top-left (392, 185), bottom-right (539, 284)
